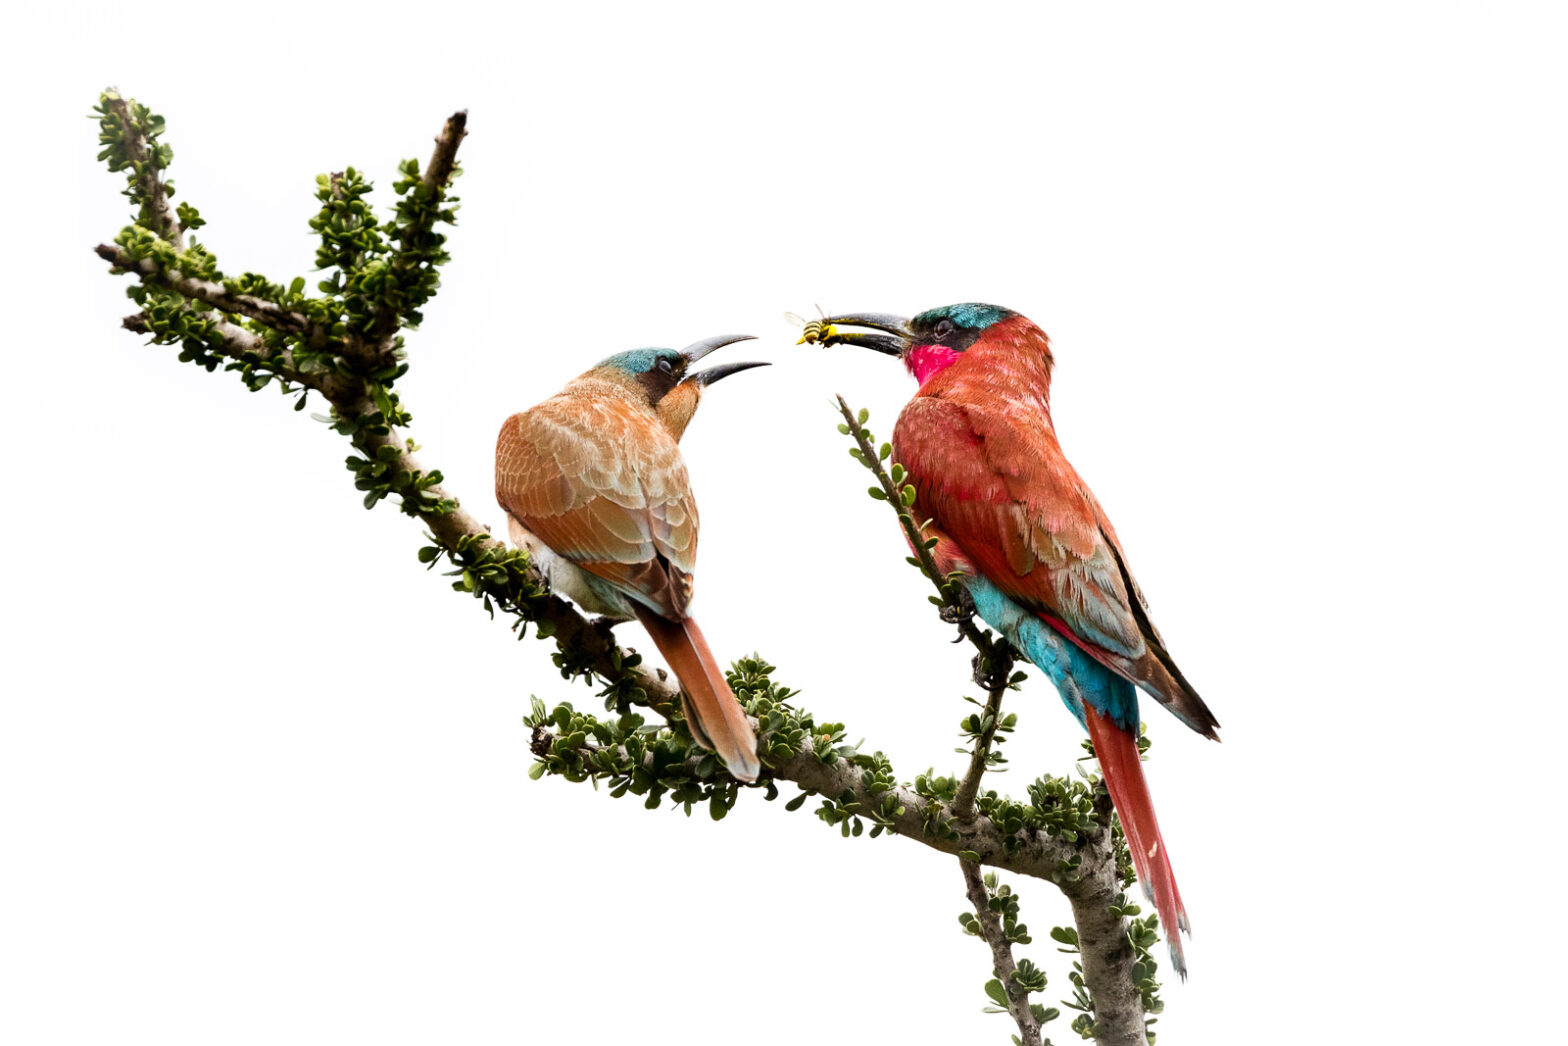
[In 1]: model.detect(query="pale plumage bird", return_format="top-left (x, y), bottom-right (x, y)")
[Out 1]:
top-left (495, 334), bottom-right (768, 781)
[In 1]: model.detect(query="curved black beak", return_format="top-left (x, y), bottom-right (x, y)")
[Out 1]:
top-left (690, 360), bottom-right (771, 386)
top-left (678, 334), bottom-right (769, 387)
top-left (680, 333), bottom-right (757, 366)
top-left (801, 313), bottom-right (911, 356)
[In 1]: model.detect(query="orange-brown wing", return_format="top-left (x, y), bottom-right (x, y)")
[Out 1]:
top-left (496, 393), bottom-right (698, 619)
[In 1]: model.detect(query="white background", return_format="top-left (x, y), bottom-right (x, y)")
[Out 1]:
top-left (4, 2), bottom-right (1565, 1043)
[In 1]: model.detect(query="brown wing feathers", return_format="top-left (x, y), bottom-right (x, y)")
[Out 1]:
top-left (497, 391), bottom-right (758, 780)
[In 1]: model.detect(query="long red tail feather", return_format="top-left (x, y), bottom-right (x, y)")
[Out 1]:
top-left (1082, 703), bottom-right (1190, 979)
top-left (632, 606), bottom-right (760, 782)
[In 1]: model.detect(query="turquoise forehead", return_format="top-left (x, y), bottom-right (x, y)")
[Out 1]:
top-left (597, 347), bottom-right (681, 373)
top-left (913, 303), bottom-right (1012, 329)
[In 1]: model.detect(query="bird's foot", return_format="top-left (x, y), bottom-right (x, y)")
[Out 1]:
top-left (939, 584), bottom-right (977, 642)
top-left (938, 584), bottom-right (976, 626)
top-left (588, 615), bottom-right (620, 643)
top-left (971, 643), bottom-right (1017, 693)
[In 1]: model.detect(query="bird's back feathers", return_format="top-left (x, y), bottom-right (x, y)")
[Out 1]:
top-left (894, 384), bottom-right (1218, 737)
top-left (496, 386), bottom-right (697, 621)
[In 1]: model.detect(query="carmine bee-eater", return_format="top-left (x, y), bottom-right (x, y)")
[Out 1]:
top-left (495, 334), bottom-right (769, 782)
top-left (807, 305), bottom-right (1219, 975)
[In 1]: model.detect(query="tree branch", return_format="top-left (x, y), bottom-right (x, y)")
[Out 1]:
top-left (962, 859), bottom-right (1044, 1046)
top-left (951, 646), bottom-right (1014, 825)
top-left (421, 111), bottom-right (468, 197)
top-left (102, 90), bottom-right (184, 249)
top-left (96, 244), bottom-right (325, 342)
top-left (1068, 863), bottom-right (1148, 1045)
top-left (94, 95), bottom-right (1157, 1046)
top-left (530, 719), bottom-right (1094, 882)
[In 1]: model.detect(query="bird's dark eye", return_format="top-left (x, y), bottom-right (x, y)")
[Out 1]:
top-left (657, 358), bottom-right (674, 374)
top-left (934, 319), bottom-right (956, 340)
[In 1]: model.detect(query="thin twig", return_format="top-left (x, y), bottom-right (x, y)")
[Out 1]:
top-left (961, 859), bottom-right (1044, 1046)
top-left (834, 395), bottom-right (990, 651)
top-left (951, 646), bottom-right (1014, 824)
top-left (96, 245), bottom-right (326, 343)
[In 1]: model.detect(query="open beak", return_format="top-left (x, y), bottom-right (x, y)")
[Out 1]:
top-left (678, 333), bottom-right (770, 386)
top-left (691, 360), bottom-right (770, 386)
top-left (802, 313), bottom-right (911, 356)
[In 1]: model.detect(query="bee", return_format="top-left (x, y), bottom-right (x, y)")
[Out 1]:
top-left (785, 307), bottom-right (838, 346)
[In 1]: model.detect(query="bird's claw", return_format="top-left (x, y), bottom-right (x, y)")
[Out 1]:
top-left (934, 580), bottom-right (972, 630)
top-left (971, 644), bottom-right (1017, 693)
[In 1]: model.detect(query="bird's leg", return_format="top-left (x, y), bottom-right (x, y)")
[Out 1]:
top-left (587, 615), bottom-right (621, 641)
top-left (938, 581), bottom-right (976, 626)
top-left (971, 641), bottom-right (1016, 694)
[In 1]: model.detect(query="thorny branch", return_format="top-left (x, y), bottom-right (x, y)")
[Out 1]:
top-left (95, 101), bottom-right (1155, 1046)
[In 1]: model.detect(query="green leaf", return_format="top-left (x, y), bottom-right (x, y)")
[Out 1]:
top-left (984, 978), bottom-right (1009, 1008)
top-left (867, 486), bottom-right (888, 501)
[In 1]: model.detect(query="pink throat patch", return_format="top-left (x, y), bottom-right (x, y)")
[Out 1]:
top-left (905, 344), bottom-right (962, 385)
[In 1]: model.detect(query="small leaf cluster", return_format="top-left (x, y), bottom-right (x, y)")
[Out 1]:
top-left (418, 532), bottom-right (547, 625)
top-left (959, 871), bottom-right (1062, 1040)
top-left (1051, 910), bottom-right (1163, 1043)
top-left (380, 156), bottom-right (462, 334)
top-left (908, 767), bottom-right (1106, 876)
top-left (525, 656), bottom-right (909, 841)
top-left (523, 698), bottom-right (748, 819)
top-left (957, 685), bottom-right (1023, 770)
top-left (345, 435), bottom-right (452, 515)
top-left (960, 870), bottom-right (1033, 947)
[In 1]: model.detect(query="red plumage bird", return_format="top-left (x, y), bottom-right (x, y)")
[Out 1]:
top-left (811, 305), bottom-right (1219, 976)
top-left (496, 335), bottom-right (768, 781)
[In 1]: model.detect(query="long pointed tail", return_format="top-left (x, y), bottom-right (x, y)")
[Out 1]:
top-left (1083, 702), bottom-right (1190, 979)
top-left (631, 606), bottom-right (760, 782)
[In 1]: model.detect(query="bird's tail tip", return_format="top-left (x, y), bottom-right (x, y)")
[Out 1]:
top-left (636, 607), bottom-right (761, 784)
top-left (727, 752), bottom-right (761, 783)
